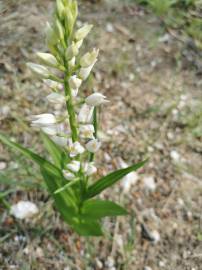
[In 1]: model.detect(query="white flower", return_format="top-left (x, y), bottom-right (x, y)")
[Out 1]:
top-left (68, 57), bottom-right (76, 69)
top-left (79, 124), bottom-right (95, 139)
top-left (44, 79), bottom-right (63, 90)
top-left (85, 93), bottom-right (109, 106)
top-left (68, 140), bottom-right (85, 157)
top-left (30, 113), bottom-right (57, 127)
top-left (41, 125), bottom-right (58, 136)
top-left (27, 63), bottom-right (50, 79)
top-left (66, 40), bottom-right (83, 60)
top-left (10, 201), bottom-right (39, 220)
top-left (79, 62), bottom-right (96, 80)
top-left (75, 24), bottom-right (93, 41)
top-left (51, 135), bottom-right (68, 147)
top-left (84, 162), bottom-right (97, 176)
top-left (80, 48), bottom-right (99, 68)
top-left (85, 139), bottom-right (101, 153)
top-left (69, 75), bottom-right (82, 90)
top-left (66, 160), bottom-right (80, 172)
top-left (62, 170), bottom-right (75, 180)
top-left (78, 104), bottom-right (94, 123)
top-left (46, 93), bottom-right (65, 104)
top-left (71, 88), bottom-right (78, 97)
top-left (36, 52), bottom-right (58, 67)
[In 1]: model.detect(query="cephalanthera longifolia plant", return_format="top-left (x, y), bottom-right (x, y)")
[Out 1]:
top-left (0, 0), bottom-right (147, 236)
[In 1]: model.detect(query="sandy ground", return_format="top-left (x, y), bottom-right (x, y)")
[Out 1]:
top-left (0, 0), bottom-right (202, 269)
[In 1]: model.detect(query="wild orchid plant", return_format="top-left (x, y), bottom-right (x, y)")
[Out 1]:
top-left (0, 0), bottom-right (146, 236)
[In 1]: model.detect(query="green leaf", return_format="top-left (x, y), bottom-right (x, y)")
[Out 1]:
top-left (85, 159), bottom-right (148, 199)
top-left (71, 219), bottom-right (103, 236)
top-left (0, 133), bottom-right (62, 179)
top-left (81, 199), bottom-right (128, 219)
top-left (41, 168), bottom-right (78, 222)
top-left (41, 132), bottom-right (67, 169)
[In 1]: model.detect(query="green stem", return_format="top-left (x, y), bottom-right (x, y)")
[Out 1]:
top-left (64, 77), bottom-right (78, 142)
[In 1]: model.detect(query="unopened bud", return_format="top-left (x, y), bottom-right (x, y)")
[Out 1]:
top-left (36, 52), bottom-right (58, 67)
top-left (75, 24), bottom-right (93, 41)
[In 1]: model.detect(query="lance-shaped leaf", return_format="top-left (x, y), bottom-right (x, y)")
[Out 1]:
top-left (81, 199), bottom-right (128, 220)
top-left (0, 133), bottom-right (62, 179)
top-left (85, 159), bottom-right (148, 199)
top-left (71, 219), bottom-right (103, 236)
top-left (41, 132), bottom-right (68, 169)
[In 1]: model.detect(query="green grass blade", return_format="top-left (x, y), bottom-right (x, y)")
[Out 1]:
top-left (41, 132), bottom-right (67, 169)
top-left (0, 133), bottom-right (62, 178)
top-left (85, 159), bottom-right (148, 199)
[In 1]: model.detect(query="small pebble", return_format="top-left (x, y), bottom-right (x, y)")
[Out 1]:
top-left (150, 230), bottom-right (161, 244)
top-left (170, 150), bottom-right (180, 162)
top-left (143, 176), bottom-right (156, 191)
top-left (0, 162), bottom-right (7, 170)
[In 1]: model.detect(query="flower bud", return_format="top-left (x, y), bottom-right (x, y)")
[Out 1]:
top-left (44, 79), bottom-right (63, 90)
top-left (85, 93), bottom-right (109, 106)
top-left (68, 57), bottom-right (76, 69)
top-left (79, 63), bottom-right (95, 80)
top-left (79, 124), bottom-right (95, 139)
top-left (63, 170), bottom-right (75, 180)
top-left (27, 63), bottom-right (50, 79)
top-left (66, 160), bottom-right (80, 172)
top-left (56, 0), bottom-right (65, 18)
top-left (69, 75), bottom-right (82, 90)
top-left (10, 201), bottom-right (39, 220)
top-left (80, 48), bottom-right (99, 68)
top-left (36, 52), bottom-right (58, 67)
top-left (78, 104), bottom-right (94, 123)
top-left (52, 135), bottom-right (68, 147)
top-left (75, 24), bottom-right (93, 41)
top-left (84, 162), bottom-right (97, 176)
top-left (46, 93), bottom-right (65, 104)
top-left (55, 19), bottom-right (64, 41)
top-left (68, 140), bottom-right (85, 157)
top-left (30, 113), bottom-right (57, 127)
top-left (86, 139), bottom-right (101, 153)
top-left (66, 40), bottom-right (83, 60)
top-left (41, 125), bottom-right (58, 136)
top-left (45, 22), bottom-right (57, 48)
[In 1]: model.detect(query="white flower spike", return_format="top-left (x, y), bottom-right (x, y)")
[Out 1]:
top-left (80, 48), bottom-right (99, 68)
top-left (79, 124), bottom-right (95, 139)
top-left (86, 139), bottom-right (101, 153)
top-left (36, 52), bottom-right (58, 67)
top-left (79, 62), bottom-right (96, 80)
top-left (10, 201), bottom-right (39, 220)
top-left (30, 113), bottom-right (57, 127)
top-left (51, 135), bottom-right (68, 147)
top-left (41, 125), bottom-right (58, 136)
top-left (66, 160), bottom-right (80, 173)
top-left (78, 104), bottom-right (94, 123)
top-left (63, 170), bottom-right (75, 180)
top-left (75, 24), bottom-right (93, 41)
top-left (85, 93), bottom-right (109, 106)
top-left (84, 162), bottom-right (97, 176)
top-left (27, 63), bottom-right (50, 79)
top-left (68, 140), bottom-right (85, 157)
top-left (46, 93), bottom-right (65, 104)
top-left (69, 75), bottom-right (82, 90)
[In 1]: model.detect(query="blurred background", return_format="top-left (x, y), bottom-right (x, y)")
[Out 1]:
top-left (0, 0), bottom-right (202, 269)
